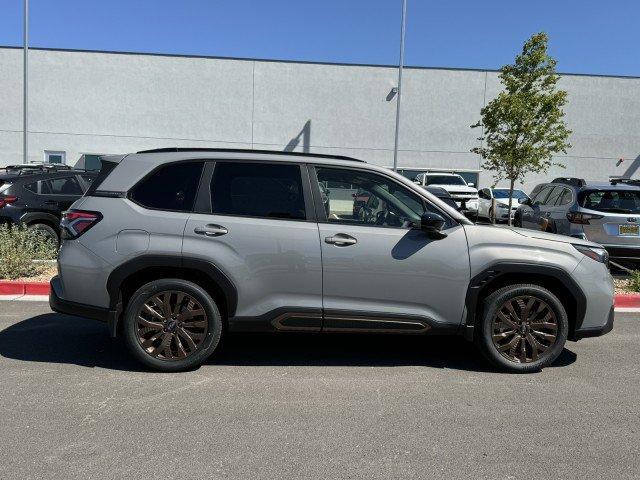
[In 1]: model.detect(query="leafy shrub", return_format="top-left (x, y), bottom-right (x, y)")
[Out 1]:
top-left (629, 270), bottom-right (640, 293)
top-left (0, 224), bottom-right (57, 280)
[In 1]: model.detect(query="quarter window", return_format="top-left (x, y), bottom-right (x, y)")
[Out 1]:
top-left (130, 162), bottom-right (204, 211)
top-left (315, 167), bottom-right (431, 228)
top-left (210, 163), bottom-right (306, 220)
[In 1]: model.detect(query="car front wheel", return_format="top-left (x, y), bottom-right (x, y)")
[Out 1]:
top-left (123, 279), bottom-right (223, 372)
top-left (475, 284), bottom-right (568, 373)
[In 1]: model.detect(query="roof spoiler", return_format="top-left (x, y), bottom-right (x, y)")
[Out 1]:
top-left (552, 177), bottom-right (586, 187)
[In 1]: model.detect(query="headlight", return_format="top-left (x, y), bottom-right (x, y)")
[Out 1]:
top-left (573, 244), bottom-right (609, 264)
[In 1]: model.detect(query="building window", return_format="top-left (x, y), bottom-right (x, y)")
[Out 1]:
top-left (44, 150), bottom-right (66, 165)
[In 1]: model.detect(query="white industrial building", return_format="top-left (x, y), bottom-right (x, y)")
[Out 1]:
top-left (1, 46), bottom-right (639, 190)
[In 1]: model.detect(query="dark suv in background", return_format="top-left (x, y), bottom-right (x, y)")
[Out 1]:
top-left (514, 177), bottom-right (640, 267)
top-left (0, 164), bottom-right (97, 244)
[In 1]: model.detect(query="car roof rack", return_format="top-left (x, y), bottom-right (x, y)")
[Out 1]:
top-left (135, 147), bottom-right (365, 163)
top-left (610, 177), bottom-right (640, 187)
top-left (1, 164), bottom-right (74, 175)
top-left (552, 177), bottom-right (586, 187)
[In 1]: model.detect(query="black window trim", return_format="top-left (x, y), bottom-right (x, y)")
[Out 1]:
top-left (127, 159), bottom-right (206, 213)
top-left (309, 164), bottom-right (458, 230)
top-left (194, 159), bottom-right (316, 223)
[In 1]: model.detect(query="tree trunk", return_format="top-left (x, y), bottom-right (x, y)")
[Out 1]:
top-left (507, 177), bottom-right (516, 226)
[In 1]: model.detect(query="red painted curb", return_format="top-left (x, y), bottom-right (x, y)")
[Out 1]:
top-left (0, 281), bottom-right (640, 308)
top-left (614, 294), bottom-right (640, 308)
top-left (0, 281), bottom-right (51, 296)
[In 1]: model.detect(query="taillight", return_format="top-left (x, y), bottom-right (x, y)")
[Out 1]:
top-left (0, 195), bottom-right (18, 208)
top-left (61, 209), bottom-right (102, 239)
top-left (566, 211), bottom-right (604, 225)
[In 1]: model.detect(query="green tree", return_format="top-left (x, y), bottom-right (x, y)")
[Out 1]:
top-left (471, 32), bottom-right (572, 225)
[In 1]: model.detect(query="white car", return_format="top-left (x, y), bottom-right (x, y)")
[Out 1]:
top-left (414, 173), bottom-right (479, 214)
top-left (478, 187), bottom-right (529, 221)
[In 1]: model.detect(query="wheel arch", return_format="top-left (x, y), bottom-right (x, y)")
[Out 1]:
top-left (106, 255), bottom-right (237, 336)
top-left (20, 211), bottom-right (60, 230)
top-left (463, 262), bottom-right (586, 340)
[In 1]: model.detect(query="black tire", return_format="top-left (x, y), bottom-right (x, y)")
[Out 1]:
top-left (123, 279), bottom-right (223, 372)
top-left (28, 222), bottom-right (59, 246)
top-left (475, 284), bottom-right (568, 373)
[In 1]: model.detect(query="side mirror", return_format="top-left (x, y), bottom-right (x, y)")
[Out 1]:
top-left (519, 197), bottom-right (531, 206)
top-left (419, 212), bottom-right (446, 237)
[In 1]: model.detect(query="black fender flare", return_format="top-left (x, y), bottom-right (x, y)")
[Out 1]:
top-left (105, 254), bottom-right (238, 335)
top-left (462, 261), bottom-right (586, 338)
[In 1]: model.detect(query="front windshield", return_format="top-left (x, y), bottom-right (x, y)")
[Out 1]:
top-left (580, 190), bottom-right (640, 214)
top-left (493, 189), bottom-right (527, 200)
top-left (426, 175), bottom-right (466, 186)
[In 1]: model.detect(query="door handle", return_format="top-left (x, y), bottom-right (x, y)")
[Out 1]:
top-left (44, 200), bottom-right (58, 206)
top-left (194, 224), bottom-right (228, 237)
top-left (325, 233), bottom-right (357, 246)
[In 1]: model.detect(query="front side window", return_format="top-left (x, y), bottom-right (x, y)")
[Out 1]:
top-left (544, 186), bottom-right (564, 206)
top-left (130, 162), bottom-right (203, 211)
top-left (210, 162), bottom-right (306, 220)
top-left (315, 167), bottom-right (430, 228)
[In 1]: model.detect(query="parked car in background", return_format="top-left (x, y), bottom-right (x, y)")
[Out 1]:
top-left (51, 148), bottom-right (613, 374)
top-left (425, 186), bottom-right (460, 211)
top-left (0, 164), bottom-right (96, 244)
top-left (413, 172), bottom-right (479, 217)
top-left (514, 177), bottom-right (640, 266)
top-left (478, 187), bottom-right (529, 222)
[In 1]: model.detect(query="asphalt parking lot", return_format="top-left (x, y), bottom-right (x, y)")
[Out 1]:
top-left (0, 301), bottom-right (638, 479)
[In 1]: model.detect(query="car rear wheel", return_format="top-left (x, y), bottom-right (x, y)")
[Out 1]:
top-left (123, 279), bottom-right (223, 372)
top-left (475, 284), bottom-right (568, 373)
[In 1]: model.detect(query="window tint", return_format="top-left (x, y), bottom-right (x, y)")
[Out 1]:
top-left (425, 175), bottom-right (466, 186)
top-left (130, 162), bottom-right (203, 211)
top-left (543, 186), bottom-right (564, 206)
top-left (533, 186), bottom-right (554, 204)
top-left (315, 167), bottom-right (431, 228)
top-left (579, 190), bottom-right (640, 214)
top-left (557, 188), bottom-right (573, 206)
top-left (45, 176), bottom-right (83, 195)
top-left (211, 163), bottom-right (306, 220)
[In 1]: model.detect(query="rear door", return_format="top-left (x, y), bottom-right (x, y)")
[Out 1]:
top-left (41, 175), bottom-right (85, 214)
top-left (183, 161), bottom-right (323, 330)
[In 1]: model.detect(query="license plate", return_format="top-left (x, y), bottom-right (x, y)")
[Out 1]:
top-left (619, 224), bottom-right (639, 236)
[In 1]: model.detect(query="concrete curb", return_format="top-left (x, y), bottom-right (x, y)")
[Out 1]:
top-left (614, 294), bottom-right (640, 308)
top-left (0, 281), bottom-right (50, 296)
top-left (1, 281), bottom-right (640, 309)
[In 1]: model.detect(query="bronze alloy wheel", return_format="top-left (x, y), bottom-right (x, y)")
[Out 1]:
top-left (135, 290), bottom-right (208, 360)
top-left (491, 295), bottom-right (558, 363)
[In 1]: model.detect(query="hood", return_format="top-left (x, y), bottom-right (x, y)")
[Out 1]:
top-left (495, 198), bottom-right (523, 207)
top-left (432, 184), bottom-right (478, 194)
top-left (506, 226), bottom-right (602, 248)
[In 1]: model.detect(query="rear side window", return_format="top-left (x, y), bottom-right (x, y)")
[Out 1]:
top-left (210, 163), bottom-right (306, 220)
top-left (130, 162), bottom-right (204, 212)
top-left (46, 177), bottom-right (83, 195)
top-left (580, 190), bottom-right (640, 214)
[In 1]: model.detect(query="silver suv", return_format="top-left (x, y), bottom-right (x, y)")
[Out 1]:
top-left (515, 177), bottom-right (640, 266)
top-left (50, 149), bottom-right (614, 373)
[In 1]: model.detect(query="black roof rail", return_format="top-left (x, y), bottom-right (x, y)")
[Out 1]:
top-left (610, 177), bottom-right (640, 186)
top-left (552, 177), bottom-right (586, 187)
top-left (135, 147), bottom-right (365, 163)
top-left (2, 164), bottom-right (78, 176)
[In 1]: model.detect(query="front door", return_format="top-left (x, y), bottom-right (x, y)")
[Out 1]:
top-left (311, 165), bottom-right (470, 332)
top-left (183, 161), bottom-right (323, 332)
